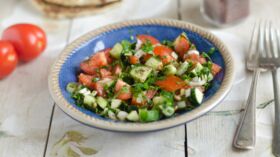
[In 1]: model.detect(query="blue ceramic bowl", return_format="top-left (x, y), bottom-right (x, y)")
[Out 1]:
top-left (49, 19), bottom-right (234, 132)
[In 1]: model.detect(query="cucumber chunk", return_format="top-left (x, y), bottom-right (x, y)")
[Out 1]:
top-left (188, 88), bottom-right (204, 105)
top-left (163, 64), bottom-right (177, 75)
top-left (83, 95), bottom-right (96, 106)
top-left (111, 99), bottom-right (122, 109)
top-left (96, 96), bottom-right (108, 109)
top-left (108, 110), bottom-right (117, 120)
top-left (66, 82), bottom-right (78, 94)
top-left (139, 109), bottom-right (160, 122)
top-left (110, 43), bottom-right (123, 59)
top-left (145, 57), bottom-right (163, 70)
top-left (126, 111), bottom-right (139, 122)
top-left (117, 111), bottom-right (128, 121)
top-left (176, 61), bottom-right (189, 75)
top-left (152, 96), bottom-right (165, 105)
top-left (130, 66), bottom-right (152, 82)
top-left (159, 105), bottom-right (175, 117)
top-left (191, 63), bottom-right (203, 76)
top-left (177, 101), bottom-right (186, 109)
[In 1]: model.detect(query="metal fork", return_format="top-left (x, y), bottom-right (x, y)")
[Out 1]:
top-left (233, 21), bottom-right (262, 149)
top-left (258, 21), bottom-right (280, 157)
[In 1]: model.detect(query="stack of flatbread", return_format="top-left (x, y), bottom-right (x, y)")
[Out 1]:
top-left (32, 0), bottom-right (122, 19)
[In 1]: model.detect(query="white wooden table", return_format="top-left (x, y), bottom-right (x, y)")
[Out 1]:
top-left (0, 0), bottom-right (279, 156)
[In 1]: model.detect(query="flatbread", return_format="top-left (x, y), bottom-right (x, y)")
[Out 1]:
top-left (45, 0), bottom-right (119, 7)
top-left (32, 0), bottom-right (121, 19)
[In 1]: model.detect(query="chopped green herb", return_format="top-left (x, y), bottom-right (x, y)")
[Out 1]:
top-left (141, 40), bottom-right (153, 52)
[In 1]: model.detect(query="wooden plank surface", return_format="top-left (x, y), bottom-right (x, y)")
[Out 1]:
top-left (180, 0), bottom-right (280, 156)
top-left (0, 0), bottom-right (72, 157)
top-left (45, 1), bottom-right (186, 157)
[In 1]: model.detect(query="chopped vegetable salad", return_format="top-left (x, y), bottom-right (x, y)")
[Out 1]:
top-left (66, 33), bottom-right (222, 122)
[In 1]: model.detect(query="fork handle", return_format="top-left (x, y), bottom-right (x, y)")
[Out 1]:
top-left (272, 69), bottom-right (280, 157)
top-left (233, 68), bottom-right (260, 149)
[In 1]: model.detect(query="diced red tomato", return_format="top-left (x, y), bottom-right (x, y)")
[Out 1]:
top-left (153, 45), bottom-right (176, 64)
top-left (80, 60), bottom-right (98, 75)
top-left (185, 54), bottom-right (206, 64)
top-left (80, 51), bottom-right (109, 75)
top-left (137, 34), bottom-right (160, 45)
top-left (89, 52), bottom-right (108, 67)
top-left (146, 89), bottom-right (157, 99)
top-left (115, 79), bottom-right (132, 100)
top-left (129, 55), bottom-right (139, 64)
top-left (174, 34), bottom-right (190, 59)
top-left (100, 68), bottom-right (112, 78)
top-left (143, 54), bottom-right (152, 62)
top-left (211, 63), bottom-right (222, 76)
top-left (113, 64), bottom-right (122, 75)
top-left (95, 81), bottom-right (106, 97)
top-left (103, 48), bottom-right (113, 64)
top-left (78, 73), bottom-right (96, 89)
top-left (155, 75), bottom-right (186, 92)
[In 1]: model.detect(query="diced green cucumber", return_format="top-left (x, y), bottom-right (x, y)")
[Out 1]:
top-left (176, 61), bottom-right (189, 75)
top-left (83, 95), bottom-right (96, 106)
top-left (202, 73), bottom-right (213, 82)
top-left (152, 96), bottom-right (165, 105)
top-left (66, 82), bottom-right (78, 94)
top-left (96, 96), bottom-right (108, 109)
top-left (188, 88), bottom-right (204, 105)
top-left (139, 109), bottom-right (160, 122)
top-left (110, 43), bottom-right (123, 59)
top-left (159, 105), bottom-right (175, 117)
top-left (100, 107), bottom-right (109, 116)
top-left (108, 110), bottom-right (117, 120)
top-left (117, 111), bottom-right (128, 121)
top-left (177, 101), bottom-right (186, 109)
top-left (191, 63), bottom-right (203, 75)
top-left (163, 64), bottom-right (177, 75)
top-left (185, 88), bottom-right (191, 97)
top-left (145, 57), bottom-right (163, 70)
top-left (91, 90), bottom-right (98, 96)
top-left (111, 99), bottom-right (122, 109)
top-left (126, 111), bottom-right (139, 122)
top-left (130, 66), bottom-right (152, 82)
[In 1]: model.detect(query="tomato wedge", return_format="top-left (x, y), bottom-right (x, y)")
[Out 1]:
top-left (174, 33), bottom-right (190, 59)
top-left (155, 75), bottom-right (186, 92)
top-left (80, 51), bottom-right (109, 75)
top-left (115, 79), bottom-right (132, 100)
top-left (153, 45), bottom-right (175, 64)
top-left (100, 68), bottom-right (112, 78)
top-left (113, 64), bottom-right (122, 75)
top-left (78, 73), bottom-right (96, 89)
top-left (211, 63), bottom-right (222, 76)
top-left (146, 89), bottom-right (157, 99)
top-left (137, 34), bottom-right (160, 45)
top-left (95, 81), bottom-right (106, 97)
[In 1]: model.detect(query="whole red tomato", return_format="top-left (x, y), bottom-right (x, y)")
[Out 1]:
top-left (0, 40), bottom-right (18, 79)
top-left (2, 23), bottom-right (47, 62)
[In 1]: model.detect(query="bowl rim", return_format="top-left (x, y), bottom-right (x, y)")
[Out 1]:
top-left (48, 18), bottom-right (235, 132)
